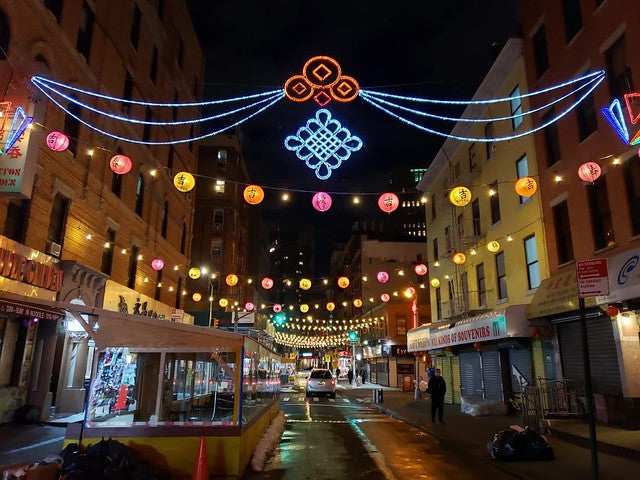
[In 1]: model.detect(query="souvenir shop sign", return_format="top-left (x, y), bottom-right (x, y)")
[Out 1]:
top-left (0, 247), bottom-right (63, 292)
top-left (429, 314), bottom-right (508, 349)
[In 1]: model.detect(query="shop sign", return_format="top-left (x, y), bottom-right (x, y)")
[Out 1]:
top-left (171, 308), bottom-right (184, 322)
top-left (0, 299), bottom-right (63, 320)
top-left (595, 247), bottom-right (640, 305)
top-left (0, 247), bottom-right (63, 292)
top-left (429, 314), bottom-right (508, 349)
top-left (527, 270), bottom-right (595, 318)
top-left (407, 325), bottom-right (431, 352)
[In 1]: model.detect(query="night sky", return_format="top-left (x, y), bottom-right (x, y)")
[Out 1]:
top-left (186, 0), bottom-right (520, 272)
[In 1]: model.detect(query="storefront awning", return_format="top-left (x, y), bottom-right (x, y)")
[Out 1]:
top-left (527, 269), bottom-right (595, 319)
top-left (0, 297), bottom-right (64, 320)
top-left (595, 247), bottom-right (640, 305)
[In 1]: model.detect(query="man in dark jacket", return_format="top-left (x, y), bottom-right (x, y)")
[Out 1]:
top-left (427, 368), bottom-right (446, 424)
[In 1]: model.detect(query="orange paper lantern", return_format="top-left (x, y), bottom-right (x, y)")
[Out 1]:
top-left (226, 274), bottom-right (239, 287)
top-left (337, 276), bottom-right (350, 288)
top-left (243, 185), bottom-right (264, 205)
top-left (515, 177), bottom-right (537, 197)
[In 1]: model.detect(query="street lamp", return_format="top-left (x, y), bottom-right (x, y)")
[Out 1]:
top-left (404, 286), bottom-right (421, 400)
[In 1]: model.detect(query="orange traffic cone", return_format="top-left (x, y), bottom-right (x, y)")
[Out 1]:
top-left (192, 436), bottom-right (209, 480)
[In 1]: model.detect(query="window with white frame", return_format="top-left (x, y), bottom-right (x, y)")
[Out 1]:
top-left (524, 235), bottom-right (540, 289)
top-left (510, 85), bottom-right (523, 130)
top-left (516, 154), bottom-right (530, 204)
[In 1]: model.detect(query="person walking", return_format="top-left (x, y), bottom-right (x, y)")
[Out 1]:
top-left (347, 369), bottom-right (354, 385)
top-left (427, 368), bottom-right (446, 424)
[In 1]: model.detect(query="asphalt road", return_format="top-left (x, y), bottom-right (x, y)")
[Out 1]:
top-left (244, 388), bottom-right (516, 480)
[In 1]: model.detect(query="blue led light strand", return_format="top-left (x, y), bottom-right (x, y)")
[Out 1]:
top-left (361, 70), bottom-right (604, 105)
top-left (35, 85), bottom-right (285, 145)
top-left (32, 79), bottom-right (281, 126)
top-left (31, 76), bottom-right (283, 107)
top-left (360, 74), bottom-right (605, 142)
top-left (359, 75), bottom-right (599, 124)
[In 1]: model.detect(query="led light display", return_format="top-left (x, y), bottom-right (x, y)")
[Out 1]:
top-left (600, 99), bottom-right (630, 144)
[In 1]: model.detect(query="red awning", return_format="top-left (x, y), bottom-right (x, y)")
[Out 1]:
top-left (0, 298), bottom-right (64, 320)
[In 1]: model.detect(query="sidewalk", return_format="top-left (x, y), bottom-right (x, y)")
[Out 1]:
top-left (339, 383), bottom-right (640, 480)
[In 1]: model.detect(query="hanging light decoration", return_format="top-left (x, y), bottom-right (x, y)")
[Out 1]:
top-left (577, 162), bottom-right (602, 183)
top-left (430, 278), bottom-right (440, 288)
top-left (377, 271), bottom-right (390, 283)
top-left (414, 263), bottom-right (428, 276)
top-left (353, 298), bottom-right (363, 308)
top-left (300, 304), bottom-right (309, 313)
top-left (514, 177), bottom-right (538, 197)
top-left (110, 154), bottom-right (132, 175)
top-left (151, 258), bottom-right (165, 271)
top-left (192, 293), bottom-right (202, 302)
top-left (245, 301), bottom-right (255, 312)
top-left (452, 252), bottom-right (467, 265)
top-left (226, 274), bottom-right (239, 287)
top-left (449, 186), bottom-right (472, 207)
top-left (273, 304), bottom-right (282, 313)
top-left (243, 184), bottom-right (264, 205)
top-left (173, 171), bottom-right (195, 192)
top-left (312, 192), bottom-right (332, 212)
top-left (337, 276), bottom-right (350, 288)
top-left (261, 277), bottom-right (274, 290)
top-left (299, 278), bottom-right (312, 290)
top-left (381, 293), bottom-right (390, 302)
top-left (46, 131), bottom-right (69, 152)
top-left (487, 240), bottom-right (501, 253)
top-left (606, 305), bottom-right (620, 317)
top-left (378, 193), bottom-right (399, 213)
top-left (188, 267), bottom-right (201, 279)
top-left (219, 298), bottom-right (229, 308)
top-left (326, 302), bottom-right (335, 312)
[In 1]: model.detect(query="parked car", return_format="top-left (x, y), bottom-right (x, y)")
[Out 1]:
top-left (306, 369), bottom-right (336, 398)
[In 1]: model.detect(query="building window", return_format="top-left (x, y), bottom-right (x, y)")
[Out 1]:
top-left (485, 122), bottom-right (496, 159)
top-left (396, 315), bottom-right (406, 336)
top-left (217, 149), bottom-right (228, 166)
top-left (122, 71), bottom-right (133, 115)
top-left (524, 235), bottom-right (540, 289)
top-left (430, 193), bottom-right (436, 221)
top-left (211, 240), bottom-right (222, 260)
top-left (150, 46), bottom-right (158, 84)
top-left (532, 24), bottom-right (549, 78)
top-left (172, 90), bottom-right (178, 121)
top-left (63, 102), bottom-right (81, 156)
top-left (155, 269), bottom-right (163, 300)
top-left (130, 4), bottom-right (141, 50)
top-left (435, 287), bottom-right (442, 321)
top-left (588, 176), bottom-right (615, 250)
top-left (127, 245), bottom-right (139, 289)
top-left (490, 182), bottom-right (501, 225)
top-left (177, 38), bottom-right (184, 68)
top-left (468, 143), bottom-right (477, 172)
top-left (444, 225), bottom-right (452, 251)
top-left (432, 237), bottom-right (439, 261)
top-left (624, 158), bottom-right (640, 236)
top-left (576, 91), bottom-right (598, 141)
top-left (0, 9), bottom-right (8, 60)
top-left (515, 154), bottom-right (530, 204)
top-left (213, 209), bottom-right (224, 230)
top-left (457, 213), bottom-right (464, 238)
top-left (453, 162), bottom-right (461, 180)
top-left (552, 201), bottom-right (574, 264)
top-left (180, 222), bottom-right (187, 254)
top-left (143, 107), bottom-right (152, 142)
top-left (476, 263), bottom-right (486, 307)
top-left (101, 228), bottom-right (116, 275)
top-left (605, 35), bottom-right (633, 101)
top-left (472, 199), bottom-right (481, 235)
top-left (47, 193), bottom-right (69, 245)
top-left (543, 108), bottom-right (561, 167)
top-left (214, 180), bottom-right (225, 194)
top-left (3, 199), bottom-right (29, 242)
top-left (175, 277), bottom-right (182, 308)
top-left (161, 201), bottom-right (168, 238)
top-left (135, 174), bottom-right (145, 216)
top-left (510, 85), bottom-right (523, 130)
top-left (495, 251), bottom-right (507, 300)
top-left (158, 0), bottom-right (165, 18)
top-left (76, 1), bottom-right (94, 62)
top-left (167, 146), bottom-right (174, 175)
top-left (111, 170), bottom-right (122, 197)
top-left (562, 0), bottom-right (582, 43)
top-left (44, 0), bottom-right (62, 22)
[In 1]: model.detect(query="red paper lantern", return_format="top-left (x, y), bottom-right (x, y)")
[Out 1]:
top-left (312, 192), bottom-right (332, 212)
top-left (378, 193), bottom-right (399, 213)
top-left (273, 304), bottom-right (282, 313)
top-left (577, 162), bottom-right (602, 183)
top-left (261, 277), bottom-right (274, 290)
top-left (151, 258), bottom-right (164, 271)
top-left (46, 131), bottom-right (69, 152)
top-left (414, 263), bottom-right (428, 276)
top-left (473, 342), bottom-right (482, 351)
top-left (380, 293), bottom-right (390, 302)
top-left (606, 305), bottom-right (620, 317)
top-left (376, 271), bottom-right (389, 283)
top-left (245, 302), bottom-right (255, 312)
top-left (110, 154), bottom-right (132, 175)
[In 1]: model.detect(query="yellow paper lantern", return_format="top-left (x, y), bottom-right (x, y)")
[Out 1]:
top-left (515, 177), bottom-right (537, 197)
top-left (452, 252), bottom-right (467, 265)
top-left (300, 304), bottom-right (309, 313)
top-left (299, 278), bottom-right (312, 290)
top-left (430, 278), bottom-right (441, 288)
top-left (226, 274), bottom-right (239, 287)
top-left (326, 302), bottom-right (335, 312)
top-left (188, 267), bottom-right (201, 279)
top-left (337, 276), bottom-right (350, 289)
top-left (449, 186), bottom-right (472, 207)
top-left (192, 293), bottom-right (202, 302)
top-left (219, 298), bottom-right (229, 308)
top-left (487, 240), bottom-right (501, 253)
top-left (243, 184), bottom-right (265, 205)
top-left (353, 298), bottom-right (363, 308)
top-left (173, 172), bottom-right (195, 192)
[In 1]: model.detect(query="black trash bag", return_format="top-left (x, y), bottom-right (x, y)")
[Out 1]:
top-left (60, 443), bottom-right (98, 478)
top-left (488, 428), bottom-right (524, 461)
top-left (87, 437), bottom-right (133, 479)
top-left (520, 427), bottom-right (555, 461)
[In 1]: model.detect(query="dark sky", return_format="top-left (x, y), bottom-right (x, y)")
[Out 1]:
top-left (186, 0), bottom-right (520, 271)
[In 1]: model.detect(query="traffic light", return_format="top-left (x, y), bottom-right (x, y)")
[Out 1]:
top-left (348, 331), bottom-right (358, 342)
top-left (274, 312), bottom-right (287, 326)
top-left (213, 319), bottom-right (219, 329)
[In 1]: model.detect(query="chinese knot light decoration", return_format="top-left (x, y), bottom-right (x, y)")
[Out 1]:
top-left (188, 267), bottom-right (201, 279)
top-left (381, 293), bottom-right (390, 302)
top-left (326, 302), bottom-right (335, 312)
top-left (430, 278), bottom-right (440, 288)
top-left (245, 302), bottom-right (255, 312)
top-left (261, 277), bottom-right (274, 290)
top-left (577, 162), bottom-right (602, 182)
top-left (452, 252), bottom-right (467, 265)
top-left (192, 293), bottom-right (202, 302)
top-left (151, 258), bottom-right (165, 271)
top-left (312, 192), bottom-right (332, 212)
top-left (337, 276), bottom-right (350, 288)
top-left (300, 304), bottom-right (309, 313)
top-left (46, 131), bottom-right (69, 152)
top-left (225, 274), bottom-right (239, 287)
top-left (414, 263), bottom-right (428, 276)
top-left (449, 186), bottom-right (472, 207)
top-left (109, 154), bottom-right (132, 175)
top-left (378, 193), bottom-right (399, 213)
top-left (376, 271), bottom-right (389, 283)
top-left (299, 278), bottom-right (312, 290)
top-left (174, 171), bottom-right (195, 192)
top-left (487, 240), bottom-right (501, 253)
top-left (219, 298), bottom-right (229, 308)
top-left (243, 184), bottom-right (264, 205)
top-left (353, 298), bottom-right (363, 308)
top-left (515, 177), bottom-right (538, 197)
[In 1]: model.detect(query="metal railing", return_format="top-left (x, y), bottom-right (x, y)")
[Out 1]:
top-left (519, 378), bottom-right (586, 432)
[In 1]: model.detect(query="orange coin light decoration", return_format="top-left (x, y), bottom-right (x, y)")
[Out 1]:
top-left (414, 263), bottom-right (428, 276)
top-left (243, 185), bottom-right (264, 205)
top-left (46, 131), bottom-right (69, 152)
top-left (515, 177), bottom-right (538, 197)
top-left (337, 276), bottom-right (350, 288)
top-left (219, 298), bottom-right (229, 308)
top-left (381, 293), bottom-right (390, 302)
top-left (261, 277), bottom-right (274, 290)
top-left (487, 240), bottom-right (501, 253)
top-left (299, 278), bottom-right (312, 290)
top-left (300, 304), bottom-right (309, 313)
top-left (326, 302), bottom-right (335, 312)
top-left (173, 172), bottom-right (195, 192)
top-left (449, 186), bottom-right (472, 207)
top-left (577, 162), bottom-right (602, 183)
top-left (225, 274), bottom-right (239, 287)
top-left (188, 267), bottom-right (201, 279)
top-left (430, 278), bottom-right (440, 288)
top-left (192, 293), bottom-right (202, 302)
top-left (452, 252), bottom-right (467, 265)
top-left (353, 298), bottom-right (363, 308)
top-left (378, 193), bottom-right (399, 213)
top-left (110, 154), bottom-right (132, 175)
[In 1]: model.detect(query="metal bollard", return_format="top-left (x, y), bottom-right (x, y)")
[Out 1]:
top-left (372, 388), bottom-right (377, 403)
top-left (378, 388), bottom-right (384, 404)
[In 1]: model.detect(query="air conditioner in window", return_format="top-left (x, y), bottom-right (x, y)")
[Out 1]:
top-left (213, 223), bottom-right (222, 231)
top-left (46, 241), bottom-right (62, 258)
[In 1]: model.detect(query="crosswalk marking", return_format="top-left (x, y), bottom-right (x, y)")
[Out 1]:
top-left (298, 397), bottom-right (304, 402)
top-left (329, 398), bottom-right (335, 403)
top-left (282, 397), bottom-right (290, 402)
top-left (313, 397), bottom-right (319, 402)
top-left (343, 398), bottom-right (350, 403)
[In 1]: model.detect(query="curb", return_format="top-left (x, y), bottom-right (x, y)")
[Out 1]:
top-left (548, 426), bottom-right (640, 461)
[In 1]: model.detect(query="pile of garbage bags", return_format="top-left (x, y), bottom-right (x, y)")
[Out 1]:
top-left (487, 425), bottom-right (555, 461)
